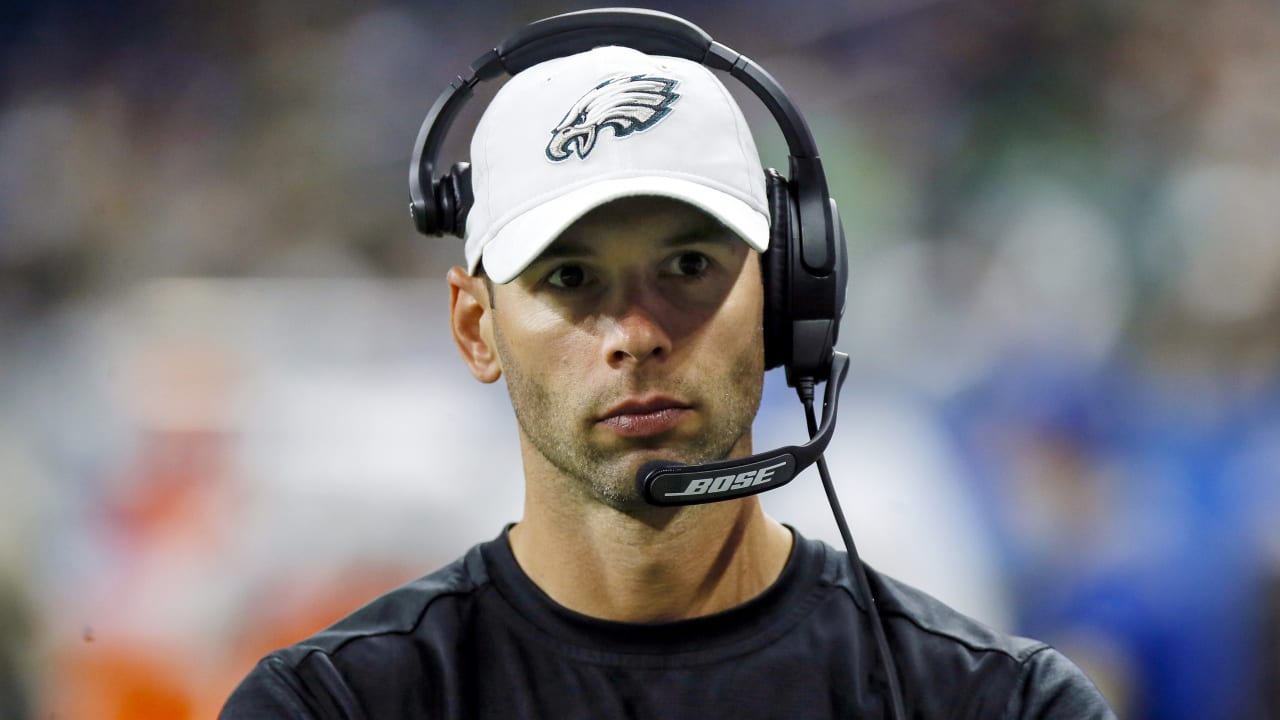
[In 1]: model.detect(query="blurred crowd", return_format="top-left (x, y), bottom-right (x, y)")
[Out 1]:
top-left (2, 1), bottom-right (1278, 718)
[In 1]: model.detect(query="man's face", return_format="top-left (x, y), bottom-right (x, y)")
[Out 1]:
top-left (485, 197), bottom-right (766, 513)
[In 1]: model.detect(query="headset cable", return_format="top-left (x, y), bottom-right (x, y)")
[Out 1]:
top-left (797, 377), bottom-right (908, 720)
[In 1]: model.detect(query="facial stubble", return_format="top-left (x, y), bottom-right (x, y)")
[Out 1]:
top-left (492, 320), bottom-right (765, 515)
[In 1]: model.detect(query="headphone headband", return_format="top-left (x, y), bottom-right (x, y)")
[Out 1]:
top-left (410, 8), bottom-right (834, 273)
top-left (495, 8), bottom-right (716, 73)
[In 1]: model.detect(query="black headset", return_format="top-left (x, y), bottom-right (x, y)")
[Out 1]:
top-left (408, 7), bottom-right (846, 385)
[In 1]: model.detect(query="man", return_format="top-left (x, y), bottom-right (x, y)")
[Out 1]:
top-left (222, 27), bottom-right (1116, 719)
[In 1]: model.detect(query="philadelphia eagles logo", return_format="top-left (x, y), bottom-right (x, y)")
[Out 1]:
top-left (546, 74), bottom-right (680, 162)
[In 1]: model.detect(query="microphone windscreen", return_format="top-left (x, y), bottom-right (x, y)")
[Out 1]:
top-left (635, 459), bottom-right (682, 497)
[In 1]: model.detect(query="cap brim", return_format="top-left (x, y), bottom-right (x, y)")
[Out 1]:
top-left (476, 176), bottom-right (771, 284)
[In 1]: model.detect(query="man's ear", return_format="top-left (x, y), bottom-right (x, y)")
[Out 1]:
top-left (448, 267), bottom-right (502, 383)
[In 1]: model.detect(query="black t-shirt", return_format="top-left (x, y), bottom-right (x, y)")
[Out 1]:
top-left (221, 528), bottom-right (1115, 719)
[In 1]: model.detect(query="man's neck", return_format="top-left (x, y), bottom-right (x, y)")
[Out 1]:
top-left (508, 484), bottom-right (794, 623)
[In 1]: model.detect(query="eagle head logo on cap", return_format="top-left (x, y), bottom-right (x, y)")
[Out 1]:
top-left (546, 74), bottom-right (680, 162)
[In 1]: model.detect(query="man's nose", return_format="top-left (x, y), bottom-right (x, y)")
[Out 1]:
top-left (601, 285), bottom-right (674, 366)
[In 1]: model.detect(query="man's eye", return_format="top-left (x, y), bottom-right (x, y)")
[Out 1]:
top-left (547, 264), bottom-right (588, 289)
top-left (671, 252), bottom-right (710, 277)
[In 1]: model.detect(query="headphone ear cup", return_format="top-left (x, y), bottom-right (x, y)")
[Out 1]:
top-left (412, 174), bottom-right (442, 236)
top-left (410, 194), bottom-right (432, 235)
top-left (762, 169), bottom-right (792, 371)
top-left (431, 162), bottom-right (474, 237)
top-left (432, 176), bottom-right (454, 235)
top-left (449, 162), bottom-right (473, 237)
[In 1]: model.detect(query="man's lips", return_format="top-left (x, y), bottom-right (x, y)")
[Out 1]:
top-left (598, 398), bottom-right (692, 438)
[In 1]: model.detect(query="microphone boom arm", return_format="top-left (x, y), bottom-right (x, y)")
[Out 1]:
top-left (638, 352), bottom-right (849, 506)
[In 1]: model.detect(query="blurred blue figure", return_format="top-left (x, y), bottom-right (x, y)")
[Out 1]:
top-left (946, 353), bottom-right (1274, 719)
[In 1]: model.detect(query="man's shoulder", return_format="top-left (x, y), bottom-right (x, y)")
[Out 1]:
top-left (220, 541), bottom-right (496, 718)
top-left (867, 566), bottom-right (1044, 663)
top-left (246, 541), bottom-right (494, 681)
top-left (291, 542), bottom-right (490, 660)
top-left (804, 537), bottom-right (1037, 663)
top-left (836, 555), bottom-right (1114, 718)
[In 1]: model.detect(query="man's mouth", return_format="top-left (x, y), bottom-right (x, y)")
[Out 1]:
top-left (598, 397), bottom-right (693, 438)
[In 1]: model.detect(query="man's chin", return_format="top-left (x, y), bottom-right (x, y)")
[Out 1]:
top-left (578, 442), bottom-right (742, 509)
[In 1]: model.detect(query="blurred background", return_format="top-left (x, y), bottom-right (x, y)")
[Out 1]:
top-left (2, 0), bottom-right (1278, 717)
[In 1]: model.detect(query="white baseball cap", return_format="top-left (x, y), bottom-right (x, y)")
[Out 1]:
top-left (464, 45), bottom-right (771, 283)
